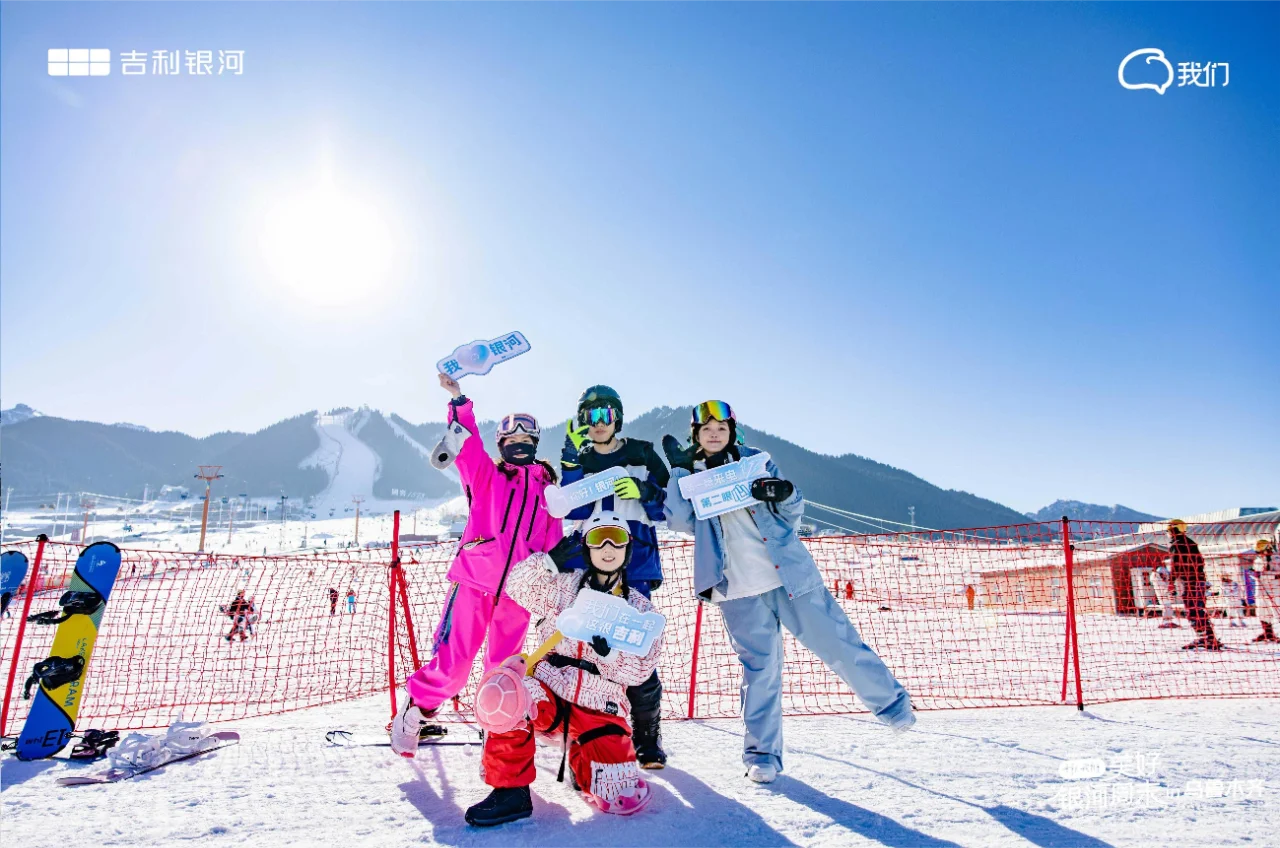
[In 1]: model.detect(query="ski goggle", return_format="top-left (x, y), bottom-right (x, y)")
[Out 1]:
top-left (578, 406), bottom-right (618, 427)
top-left (584, 524), bottom-right (630, 549)
top-left (497, 413), bottom-right (540, 440)
top-left (691, 400), bottom-right (735, 426)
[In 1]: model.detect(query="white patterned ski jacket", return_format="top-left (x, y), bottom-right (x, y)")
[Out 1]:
top-left (504, 552), bottom-right (664, 720)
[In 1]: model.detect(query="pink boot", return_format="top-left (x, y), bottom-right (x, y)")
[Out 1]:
top-left (584, 778), bottom-right (652, 815)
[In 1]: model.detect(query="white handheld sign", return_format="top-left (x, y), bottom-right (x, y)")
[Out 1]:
top-left (543, 467), bottom-right (629, 519)
top-left (556, 588), bottom-right (665, 656)
top-left (677, 451), bottom-right (772, 520)
top-left (437, 332), bottom-right (531, 380)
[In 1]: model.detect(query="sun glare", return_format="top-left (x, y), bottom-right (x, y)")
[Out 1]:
top-left (259, 179), bottom-right (395, 305)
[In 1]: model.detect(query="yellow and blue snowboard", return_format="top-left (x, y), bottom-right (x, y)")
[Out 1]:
top-left (1, 550), bottom-right (29, 618)
top-left (15, 542), bottom-right (121, 760)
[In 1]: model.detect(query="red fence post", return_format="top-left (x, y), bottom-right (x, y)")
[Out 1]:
top-left (390, 511), bottom-right (421, 671)
top-left (1, 535), bottom-right (47, 737)
top-left (395, 570), bottom-right (421, 671)
top-left (686, 600), bottom-right (704, 719)
top-left (388, 511), bottom-right (400, 722)
top-left (1059, 517), bottom-right (1084, 710)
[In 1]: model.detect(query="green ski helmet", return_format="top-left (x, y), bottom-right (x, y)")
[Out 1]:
top-left (576, 385), bottom-right (624, 432)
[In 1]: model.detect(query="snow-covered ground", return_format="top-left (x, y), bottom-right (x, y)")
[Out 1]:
top-left (3, 695), bottom-right (1275, 847)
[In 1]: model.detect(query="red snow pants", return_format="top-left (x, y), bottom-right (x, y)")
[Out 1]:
top-left (481, 680), bottom-right (638, 801)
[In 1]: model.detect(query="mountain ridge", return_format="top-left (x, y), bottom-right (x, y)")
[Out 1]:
top-left (1025, 500), bottom-right (1163, 523)
top-left (4, 402), bottom-right (1032, 529)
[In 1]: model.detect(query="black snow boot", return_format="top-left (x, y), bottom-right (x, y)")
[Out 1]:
top-left (1254, 621), bottom-right (1279, 643)
top-left (628, 671), bottom-right (667, 769)
top-left (464, 786), bottom-right (532, 827)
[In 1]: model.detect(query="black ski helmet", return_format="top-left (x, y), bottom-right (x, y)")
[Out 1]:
top-left (577, 385), bottom-right (624, 432)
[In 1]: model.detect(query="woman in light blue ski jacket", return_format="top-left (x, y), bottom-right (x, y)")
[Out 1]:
top-left (663, 400), bottom-right (915, 783)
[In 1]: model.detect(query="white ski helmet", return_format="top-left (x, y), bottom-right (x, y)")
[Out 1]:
top-left (582, 511), bottom-right (632, 569)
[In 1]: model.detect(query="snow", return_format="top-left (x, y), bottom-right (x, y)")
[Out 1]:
top-left (305, 408), bottom-right (432, 517)
top-left (3, 695), bottom-right (1276, 846)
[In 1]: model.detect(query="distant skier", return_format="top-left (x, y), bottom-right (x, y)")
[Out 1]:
top-left (390, 373), bottom-right (563, 756)
top-left (1151, 565), bottom-right (1180, 628)
top-left (663, 400), bottom-right (915, 784)
top-left (224, 590), bottom-right (252, 642)
top-left (965, 584), bottom-right (975, 611)
top-left (1169, 520), bottom-right (1222, 650)
top-left (1253, 539), bottom-right (1280, 643)
top-left (329, 587), bottom-right (339, 616)
top-left (1221, 573), bottom-right (1245, 628)
top-left (346, 588), bottom-right (356, 614)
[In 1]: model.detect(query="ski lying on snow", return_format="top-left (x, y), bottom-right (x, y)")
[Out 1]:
top-left (325, 726), bottom-right (482, 748)
top-left (57, 731), bottom-right (241, 786)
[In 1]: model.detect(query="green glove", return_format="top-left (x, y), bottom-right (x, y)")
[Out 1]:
top-left (567, 420), bottom-right (590, 450)
top-left (613, 476), bottom-right (642, 500)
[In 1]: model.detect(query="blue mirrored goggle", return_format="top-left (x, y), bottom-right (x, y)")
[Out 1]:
top-left (578, 406), bottom-right (618, 427)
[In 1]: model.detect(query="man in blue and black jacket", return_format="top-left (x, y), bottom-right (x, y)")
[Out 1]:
top-left (559, 384), bottom-right (671, 768)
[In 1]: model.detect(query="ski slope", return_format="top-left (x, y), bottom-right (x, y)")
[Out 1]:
top-left (306, 408), bottom-right (445, 517)
top-left (3, 695), bottom-right (1276, 847)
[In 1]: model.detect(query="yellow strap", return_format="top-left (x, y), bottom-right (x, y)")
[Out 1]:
top-left (520, 580), bottom-right (624, 676)
top-left (522, 632), bottom-right (563, 676)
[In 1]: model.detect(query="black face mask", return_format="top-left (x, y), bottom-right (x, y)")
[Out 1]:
top-left (500, 441), bottom-right (537, 465)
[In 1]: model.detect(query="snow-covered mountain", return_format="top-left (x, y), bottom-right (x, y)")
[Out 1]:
top-left (1025, 499), bottom-right (1163, 523)
top-left (0, 403), bottom-right (43, 426)
top-left (4, 404), bottom-right (1030, 529)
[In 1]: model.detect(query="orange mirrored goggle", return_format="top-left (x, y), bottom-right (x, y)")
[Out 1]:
top-left (584, 525), bottom-right (630, 549)
top-left (692, 400), bottom-right (735, 426)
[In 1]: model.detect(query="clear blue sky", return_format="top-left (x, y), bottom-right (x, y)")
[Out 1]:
top-left (2, 2), bottom-right (1276, 517)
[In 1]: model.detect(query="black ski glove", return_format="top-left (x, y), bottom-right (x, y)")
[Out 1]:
top-left (751, 477), bottom-right (794, 503)
top-left (591, 634), bottom-right (612, 658)
top-left (705, 445), bottom-right (740, 469)
top-left (662, 435), bottom-right (696, 473)
top-left (548, 536), bottom-right (579, 571)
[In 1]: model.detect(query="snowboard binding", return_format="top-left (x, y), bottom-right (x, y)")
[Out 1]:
top-left (23, 655), bottom-right (86, 698)
top-left (28, 589), bottom-right (106, 625)
top-left (70, 729), bottom-right (121, 761)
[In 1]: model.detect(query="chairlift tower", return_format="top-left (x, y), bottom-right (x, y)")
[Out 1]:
top-left (279, 494), bottom-right (289, 549)
top-left (194, 466), bottom-right (224, 552)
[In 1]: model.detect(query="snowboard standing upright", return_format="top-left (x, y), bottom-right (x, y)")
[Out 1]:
top-left (15, 542), bottom-right (122, 760)
top-left (1, 550), bottom-right (29, 618)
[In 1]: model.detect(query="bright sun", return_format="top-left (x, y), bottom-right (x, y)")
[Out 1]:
top-left (259, 179), bottom-right (395, 305)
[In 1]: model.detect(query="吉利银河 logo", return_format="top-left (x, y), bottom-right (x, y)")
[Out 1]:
top-left (48, 48), bottom-right (245, 77)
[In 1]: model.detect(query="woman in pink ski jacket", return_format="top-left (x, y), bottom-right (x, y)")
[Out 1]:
top-left (392, 373), bottom-right (563, 754)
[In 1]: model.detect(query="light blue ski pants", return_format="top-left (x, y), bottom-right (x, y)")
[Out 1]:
top-left (717, 585), bottom-right (913, 771)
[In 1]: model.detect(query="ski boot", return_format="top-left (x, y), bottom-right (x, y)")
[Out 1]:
top-left (632, 713), bottom-right (667, 769)
top-left (464, 786), bottom-right (533, 827)
top-left (28, 590), bottom-right (105, 625)
top-left (1253, 621), bottom-right (1280, 643)
top-left (628, 672), bottom-right (667, 769)
top-left (390, 695), bottom-right (438, 757)
top-left (23, 655), bottom-right (85, 698)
